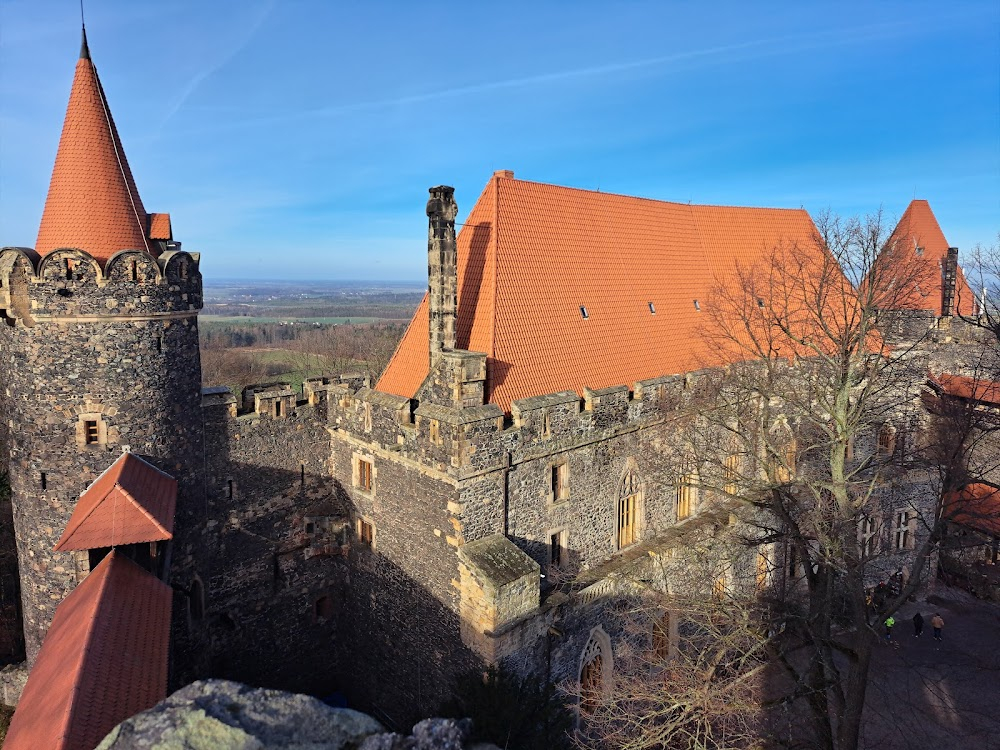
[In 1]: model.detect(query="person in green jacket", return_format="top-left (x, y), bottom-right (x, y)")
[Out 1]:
top-left (884, 616), bottom-right (895, 641)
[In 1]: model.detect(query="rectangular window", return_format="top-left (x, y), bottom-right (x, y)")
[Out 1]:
top-left (756, 548), bottom-right (770, 590)
top-left (429, 419), bottom-right (441, 445)
top-left (227, 479), bottom-right (234, 499)
top-left (878, 426), bottom-right (896, 456)
top-left (357, 459), bottom-right (373, 492)
top-left (712, 572), bottom-right (727, 601)
top-left (549, 530), bottom-right (567, 569)
top-left (300, 463), bottom-right (306, 486)
top-left (860, 516), bottom-right (878, 557)
top-left (155, 335), bottom-right (162, 353)
top-left (274, 400), bottom-right (283, 418)
top-left (83, 420), bottom-right (99, 445)
top-left (676, 474), bottom-right (695, 520)
top-left (40, 472), bottom-right (47, 490)
top-left (652, 612), bottom-right (671, 661)
top-left (723, 454), bottom-right (739, 495)
top-left (894, 511), bottom-right (914, 550)
top-left (551, 462), bottom-right (569, 502)
top-left (542, 410), bottom-right (552, 438)
top-left (358, 518), bottom-right (374, 546)
top-left (130, 260), bottom-right (138, 281)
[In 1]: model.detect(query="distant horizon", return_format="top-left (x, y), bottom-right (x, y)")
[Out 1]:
top-left (204, 278), bottom-right (426, 286)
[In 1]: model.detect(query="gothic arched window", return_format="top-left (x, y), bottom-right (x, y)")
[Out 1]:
top-left (617, 470), bottom-right (642, 549)
top-left (579, 627), bottom-right (612, 714)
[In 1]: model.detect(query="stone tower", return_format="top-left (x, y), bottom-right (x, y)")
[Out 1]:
top-left (0, 31), bottom-right (206, 660)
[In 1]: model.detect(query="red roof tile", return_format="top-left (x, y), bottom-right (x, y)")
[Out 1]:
top-left (55, 452), bottom-right (176, 551)
top-left (884, 200), bottom-right (976, 316)
top-left (148, 213), bottom-right (172, 241)
top-left (944, 483), bottom-right (1000, 536)
top-left (933, 372), bottom-right (1000, 405)
top-left (35, 35), bottom-right (153, 264)
top-left (378, 173), bottom-right (824, 412)
top-left (4, 551), bottom-right (172, 750)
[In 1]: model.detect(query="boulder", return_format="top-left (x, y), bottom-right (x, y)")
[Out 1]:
top-left (96, 679), bottom-right (384, 749)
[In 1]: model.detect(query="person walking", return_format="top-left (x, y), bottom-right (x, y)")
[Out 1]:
top-left (884, 615), bottom-right (896, 641)
top-left (931, 613), bottom-right (944, 641)
top-left (913, 612), bottom-right (924, 638)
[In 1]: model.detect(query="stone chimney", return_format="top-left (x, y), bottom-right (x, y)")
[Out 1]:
top-left (942, 246), bottom-right (959, 317)
top-left (427, 186), bottom-right (458, 366)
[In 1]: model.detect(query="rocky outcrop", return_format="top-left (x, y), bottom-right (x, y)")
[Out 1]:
top-left (96, 679), bottom-right (501, 750)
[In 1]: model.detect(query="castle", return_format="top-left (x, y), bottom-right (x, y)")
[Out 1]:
top-left (0, 32), bottom-right (992, 745)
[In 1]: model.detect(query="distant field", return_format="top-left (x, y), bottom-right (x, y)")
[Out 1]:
top-left (201, 315), bottom-right (381, 325)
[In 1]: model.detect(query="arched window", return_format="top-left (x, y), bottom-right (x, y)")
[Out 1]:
top-left (617, 470), bottom-right (641, 549)
top-left (579, 627), bottom-right (612, 714)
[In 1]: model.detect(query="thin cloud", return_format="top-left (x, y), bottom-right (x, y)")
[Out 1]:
top-left (155, 0), bottom-right (276, 133)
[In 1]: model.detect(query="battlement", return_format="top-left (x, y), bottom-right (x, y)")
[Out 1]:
top-left (0, 246), bottom-right (202, 325)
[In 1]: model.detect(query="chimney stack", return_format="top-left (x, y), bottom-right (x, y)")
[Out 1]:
top-left (942, 246), bottom-right (959, 317)
top-left (427, 186), bottom-right (458, 366)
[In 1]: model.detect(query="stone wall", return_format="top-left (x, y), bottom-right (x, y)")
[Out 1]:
top-left (0, 246), bottom-right (206, 660)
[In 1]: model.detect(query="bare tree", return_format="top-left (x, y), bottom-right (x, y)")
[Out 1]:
top-left (573, 523), bottom-right (770, 750)
top-left (679, 209), bottom-right (991, 750)
top-left (959, 234), bottom-right (1000, 346)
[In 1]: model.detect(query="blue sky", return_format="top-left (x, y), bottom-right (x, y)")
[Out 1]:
top-left (1, 1), bottom-right (997, 282)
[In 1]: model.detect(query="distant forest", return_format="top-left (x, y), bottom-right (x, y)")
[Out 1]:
top-left (199, 320), bottom-right (409, 396)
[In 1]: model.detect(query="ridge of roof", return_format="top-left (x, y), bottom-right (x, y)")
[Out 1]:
top-left (885, 200), bottom-right (976, 316)
top-left (35, 39), bottom-right (152, 264)
top-left (492, 171), bottom-right (812, 215)
top-left (61, 550), bottom-right (116, 748)
top-left (55, 452), bottom-right (176, 551)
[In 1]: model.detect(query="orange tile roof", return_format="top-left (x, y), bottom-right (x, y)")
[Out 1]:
top-left (35, 33), bottom-right (153, 264)
top-left (883, 200), bottom-right (976, 316)
top-left (378, 172), bottom-right (824, 413)
top-left (933, 372), bottom-right (1000, 405)
top-left (148, 212), bottom-right (172, 241)
top-left (55, 452), bottom-right (176, 551)
top-left (944, 483), bottom-right (1000, 536)
top-left (4, 551), bottom-right (172, 750)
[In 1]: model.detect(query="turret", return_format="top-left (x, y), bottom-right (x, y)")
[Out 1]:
top-left (0, 32), bottom-right (206, 661)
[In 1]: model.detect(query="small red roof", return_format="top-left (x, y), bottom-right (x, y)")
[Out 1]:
top-left (883, 200), bottom-right (976, 317)
top-left (4, 551), bottom-right (172, 750)
top-left (35, 33), bottom-right (153, 263)
top-left (148, 213), bottom-right (172, 241)
top-left (944, 483), bottom-right (1000, 536)
top-left (378, 172), bottom-right (826, 413)
top-left (55, 452), bottom-right (176, 551)
top-left (932, 373), bottom-right (1000, 406)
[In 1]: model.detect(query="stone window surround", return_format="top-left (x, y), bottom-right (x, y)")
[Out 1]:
top-left (894, 509), bottom-right (916, 550)
top-left (578, 625), bottom-right (613, 716)
top-left (357, 516), bottom-right (375, 548)
top-left (547, 526), bottom-right (568, 571)
top-left (547, 459), bottom-right (570, 505)
top-left (353, 452), bottom-right (375, 495)
top-left (75, 412), bottom-right (109, 448)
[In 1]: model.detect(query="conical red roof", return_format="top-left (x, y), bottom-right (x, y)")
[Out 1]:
top-left (35, 32), bottom-right (152, 263)
top-left (885, 200), bottom-right (976, 316)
